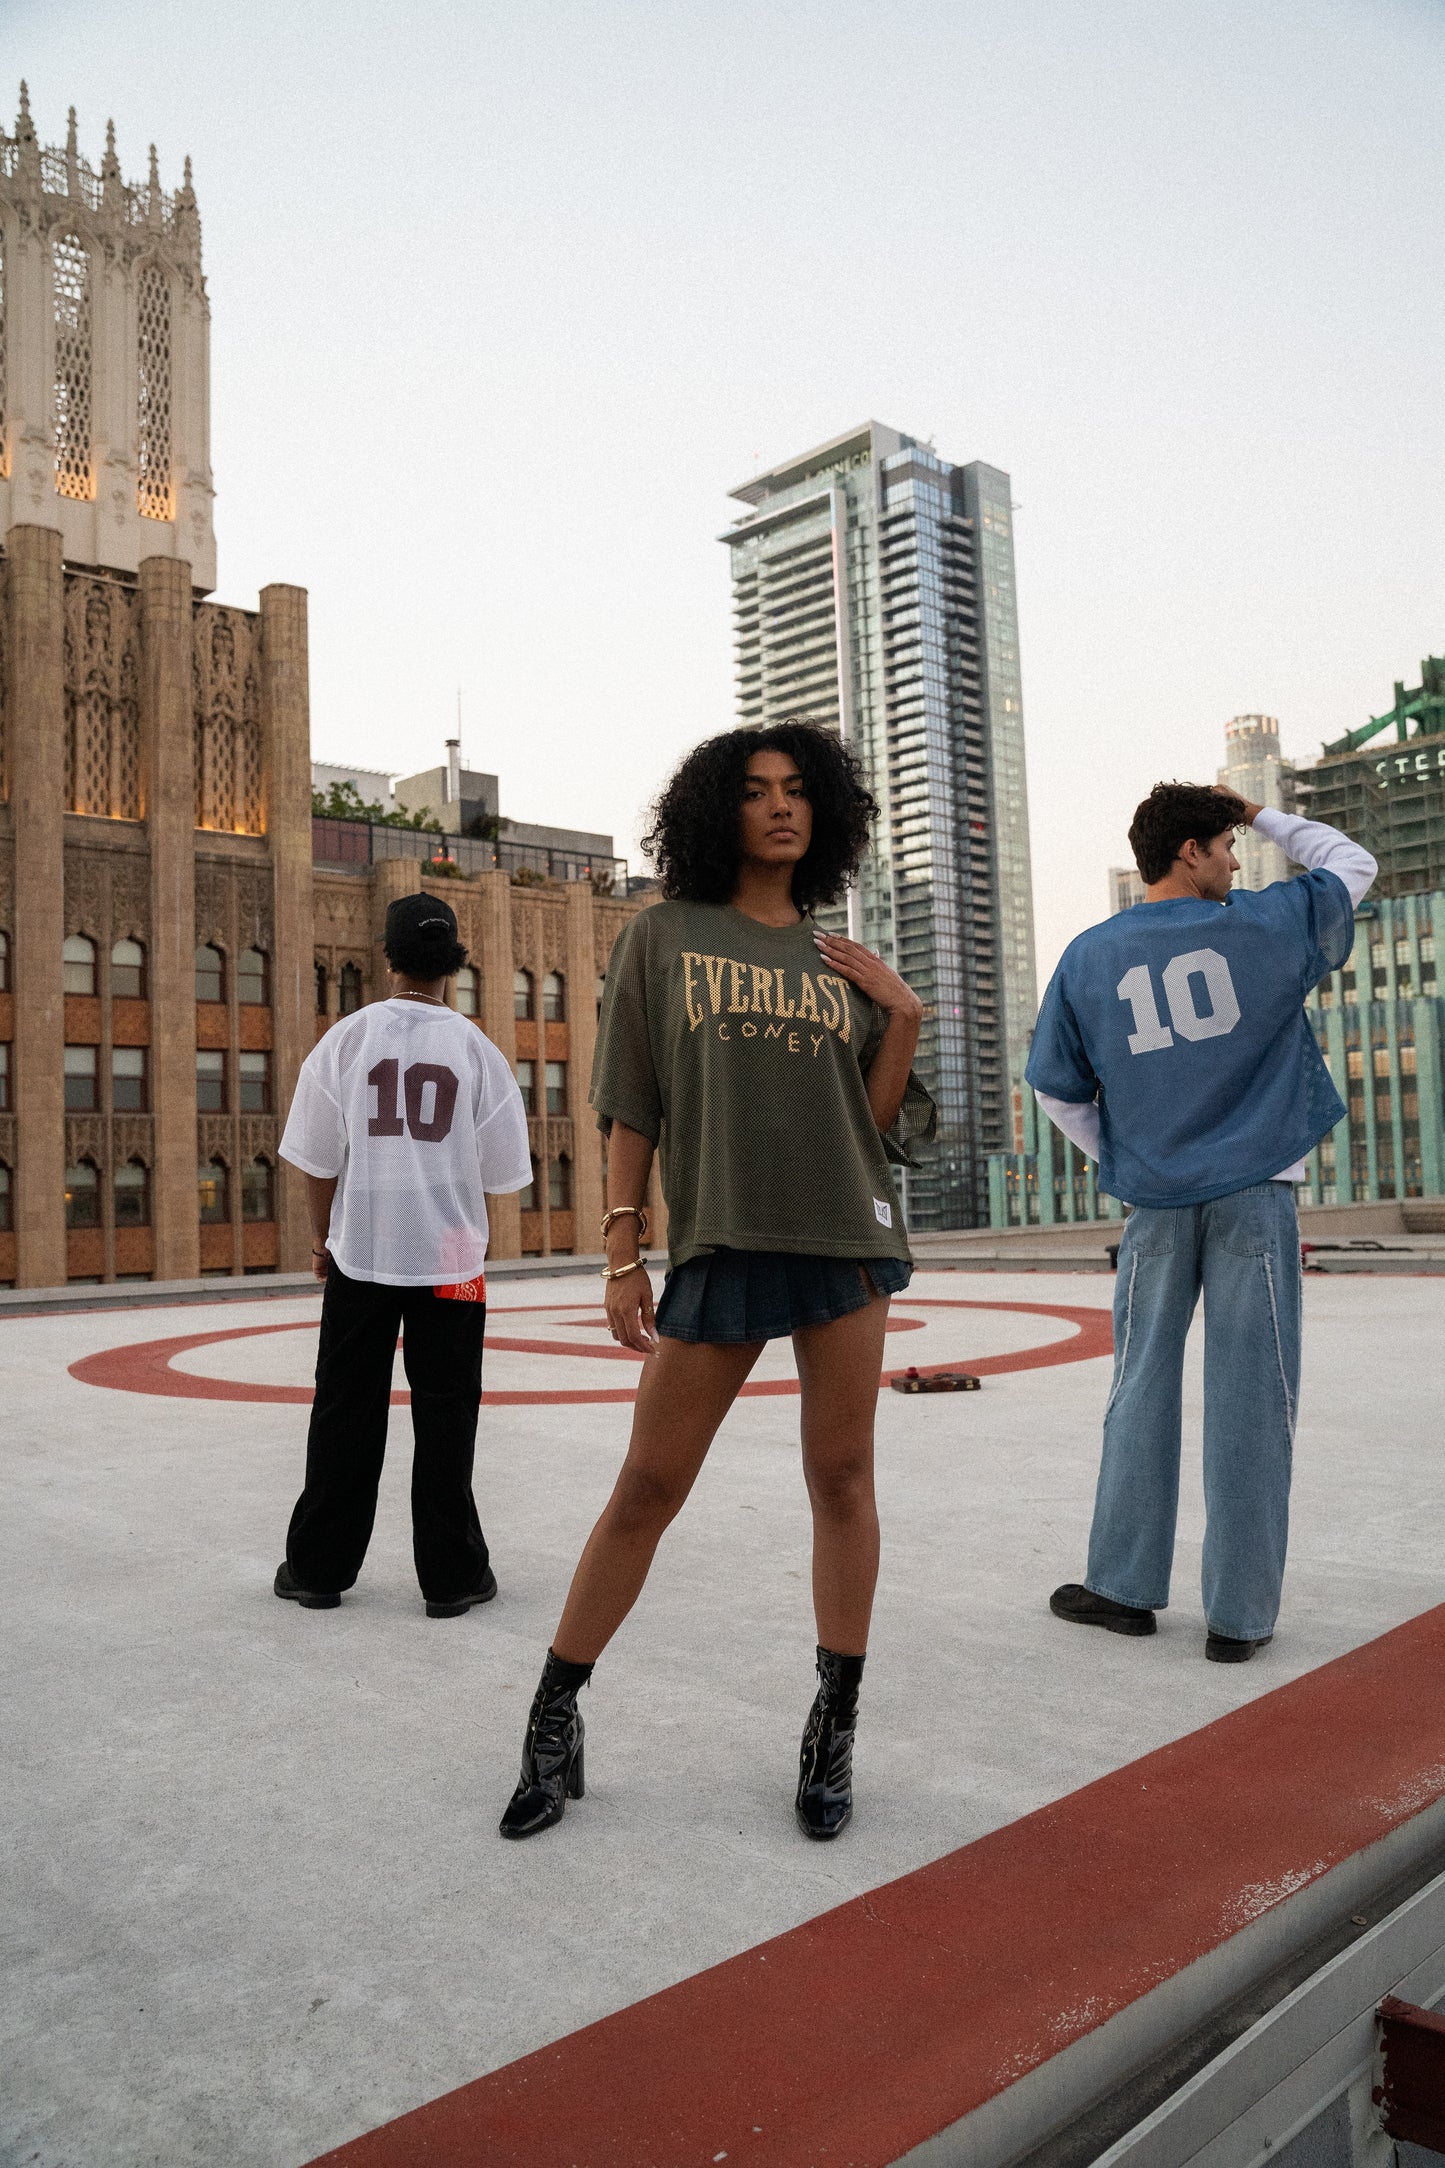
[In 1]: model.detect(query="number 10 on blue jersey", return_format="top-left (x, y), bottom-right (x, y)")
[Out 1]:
top-left (1116, 948), bottom-right (1241, 1055)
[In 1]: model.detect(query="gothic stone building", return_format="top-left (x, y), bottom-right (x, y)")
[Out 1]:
top-left (0, 95), bottom-right (647, 1288)
top-left (0, 534), bottom-right (313, 1288)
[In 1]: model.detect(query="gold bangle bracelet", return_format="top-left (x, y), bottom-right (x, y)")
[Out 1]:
top-left (600, 1258), bottom-right (647, 1283)
top-left (601, 1204), bottom-right (650, 1242)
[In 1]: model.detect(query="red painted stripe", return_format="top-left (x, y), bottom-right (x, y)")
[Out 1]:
top-left (67, 1300), bottom-right (1113, 1409)
top-left (303, 1604), bottom-right (1445, 2168)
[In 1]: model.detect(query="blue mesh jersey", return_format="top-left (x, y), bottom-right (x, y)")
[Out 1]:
top-left (1025, 871), bottom-right (1353, 1208)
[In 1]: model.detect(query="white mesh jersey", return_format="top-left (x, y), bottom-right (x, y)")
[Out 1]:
top-left (280, 999), bottom-right (532, 1286)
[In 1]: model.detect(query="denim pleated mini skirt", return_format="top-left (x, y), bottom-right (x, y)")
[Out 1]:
top-left (654, 1247), bottom-right (912, 1344)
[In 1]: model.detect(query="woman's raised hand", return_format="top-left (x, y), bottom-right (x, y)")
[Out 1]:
top-left (813, 931), bottom-right (924, 1023)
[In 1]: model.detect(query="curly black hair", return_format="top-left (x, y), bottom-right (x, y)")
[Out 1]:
top-left (642, 722), bottom-right (878, 912)
top-left (1129, 782), bottom-right (1247, 886)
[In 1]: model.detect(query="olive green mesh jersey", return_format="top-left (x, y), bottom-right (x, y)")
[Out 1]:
top-left (590, 901), bottom-right (936, 1270)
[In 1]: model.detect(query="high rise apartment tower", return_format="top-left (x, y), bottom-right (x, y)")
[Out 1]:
top-left (721, 421), bottom-right (1036, 1227)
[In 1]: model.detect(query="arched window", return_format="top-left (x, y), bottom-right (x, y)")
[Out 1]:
top-left (197, 1159), bottom-right (229, 1224)
top-left (542, 971), bottom-right (566, 1023)
top-left (64, 1160), bottom-right (100, 1229)
top-left (53, 233), bottom-right (93, 502)
top-left (0, 1164), bottom-right (11, 1233)
top-left (238, 948), bottom-right (269, 1005)
top-left (63, 934), bottom-right (96, 996)
top-left (518, 1156), bottom-right (539, 1211)
top-left (195, 944), bottom-right (224, 1004)
top-left (548, 1155), bottom-right (572, 1210)
top-left (455, 965), bottom-right (480, 1018)
top-left (114, 1160), bottom-right (151, 1228)
top-left (242, 1157), bottom-right (274, 1221)
top-left (110, 938), bottom-right (146, 1000)
top-left (314, 961), bottom-right (329, 1016)
top-left (338, 962), bottom-right (363, 1015)
top-left (0, 930), bottom-right (10, 994)
top-left (513, 969), bottom-right (534, 1021)
top-left (136, 261), bottom-right (172, 521)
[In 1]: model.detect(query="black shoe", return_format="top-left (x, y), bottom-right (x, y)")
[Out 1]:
top-left (426, 1567), bottom-right (498, 1619)
top-left (273, 1561), bottom-right (340, 1610)
top-left (795, 1646), bottom-right (865, 1841)
top-left (1050, 1582), bottom-right (1157, 1637)
top-left (498, 1649), bottom-right (591, 1839)
top-left (1206, 1630), bottom-right (1273, 1663)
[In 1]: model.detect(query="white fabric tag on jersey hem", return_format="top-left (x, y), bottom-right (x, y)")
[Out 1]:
top-left (873, 1198), bottom-right (893, 1228)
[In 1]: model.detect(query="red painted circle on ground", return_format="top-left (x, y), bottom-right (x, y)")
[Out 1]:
top-left (68, 1298), bottom-right (1113, 1406)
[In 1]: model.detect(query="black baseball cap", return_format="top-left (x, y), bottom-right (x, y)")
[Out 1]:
top-left (384, 893), bottom-right (459, 948)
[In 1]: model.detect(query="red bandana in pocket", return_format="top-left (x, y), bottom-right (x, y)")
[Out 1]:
top-left (434, 1274), bottom-right (486, 1303)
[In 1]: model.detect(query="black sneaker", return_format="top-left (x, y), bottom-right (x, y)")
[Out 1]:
top-left (1206, 1631), bottom-right (1272, 1663)
top-left (1050, 1582), bottom-right (1157, 1637)
top-left (426, 1566), bottom-right (498, 1619)
top-left (274, 1561), bottom-right (341, 1610)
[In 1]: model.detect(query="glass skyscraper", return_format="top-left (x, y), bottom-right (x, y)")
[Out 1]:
top-left (721, 422), bottom-right (1037, 1226)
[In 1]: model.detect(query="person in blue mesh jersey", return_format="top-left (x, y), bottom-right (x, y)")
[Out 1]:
top-left (1027, 783), bottom-right (1376, 1662)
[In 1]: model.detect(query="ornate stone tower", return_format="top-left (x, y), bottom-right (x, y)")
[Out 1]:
top-left (0, 86), bottom-right (215, 591)
top-left (0, 90), bottom-right (312, 1288)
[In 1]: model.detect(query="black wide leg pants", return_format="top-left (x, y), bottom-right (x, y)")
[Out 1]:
top-left (285, 1260), bottom-right (490, 1603)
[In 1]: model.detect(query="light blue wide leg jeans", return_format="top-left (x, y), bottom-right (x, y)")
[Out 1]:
top-left (1084, 1182), bottom-right (1302, 1641)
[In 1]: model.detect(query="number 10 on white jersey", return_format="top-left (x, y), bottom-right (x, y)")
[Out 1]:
top-left (1116, 948), bottom-right (1241, 1054)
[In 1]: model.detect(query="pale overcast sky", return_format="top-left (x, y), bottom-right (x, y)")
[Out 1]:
top-left (12, 0), bottom-right (1445, 981)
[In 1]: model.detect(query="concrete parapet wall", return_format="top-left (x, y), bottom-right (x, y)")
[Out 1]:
top-left (294, 1605), bottom-right (1445, 2168)
top-left (923, 1199), bottom-right (1441, 1272)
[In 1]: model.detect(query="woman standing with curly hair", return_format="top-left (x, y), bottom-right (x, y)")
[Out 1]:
top-left (499, 723), bottom-right (934, 1842)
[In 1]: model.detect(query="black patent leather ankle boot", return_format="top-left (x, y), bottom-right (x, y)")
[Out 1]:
top-left (499, 1649), bottom-right (591, 1840)
top-left (795, 1645), bottom-right (865, 1840)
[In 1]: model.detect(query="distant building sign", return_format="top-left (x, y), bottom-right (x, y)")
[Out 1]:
top-left (1377, 744), bottom-right (1445, 783)
top-left (800, 448), bottom-right (872, 484)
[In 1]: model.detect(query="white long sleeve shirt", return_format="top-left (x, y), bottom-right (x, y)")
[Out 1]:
top-left (1035, 808), bottom-right (1376, 1186)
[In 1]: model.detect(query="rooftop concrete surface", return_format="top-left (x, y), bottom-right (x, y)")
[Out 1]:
top-left (2, 1268), bottom-right (1441, 2167)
